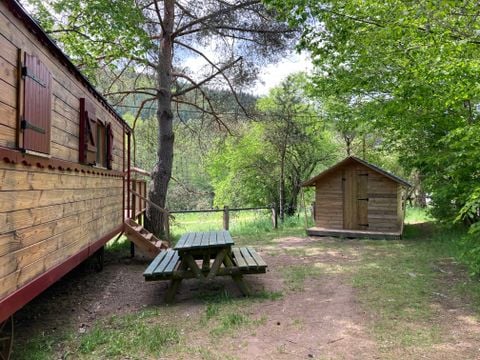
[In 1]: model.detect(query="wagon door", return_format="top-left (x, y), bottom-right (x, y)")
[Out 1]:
top-left (343, 166), bottom-right (369, 230)
top-left (356, 169), bottom-right (369, 230)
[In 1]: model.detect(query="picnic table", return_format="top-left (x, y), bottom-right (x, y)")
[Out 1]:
top-left (143, 230), bottom-right (267, 302)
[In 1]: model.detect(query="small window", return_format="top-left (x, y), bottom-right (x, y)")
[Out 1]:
top-left (79, 98), bottom-right (114, 168)
top-left (21, 53), bottom-right (52, 154)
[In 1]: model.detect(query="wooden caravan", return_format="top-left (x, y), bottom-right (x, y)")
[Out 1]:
top-left (303, 157), bottom-right (411, 239)
top-left (0, 1), bottom-right (160, 355)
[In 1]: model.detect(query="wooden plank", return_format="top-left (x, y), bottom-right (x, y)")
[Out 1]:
top-left (163, 251), bottom-right (180, 273)
top-left (223, 230), bottom-right (234, 245)
top-left (240, 247), bottom-right (256, 268)
top-left (155, 250), bottom-right (176, 273)
top-left (144, 250), bottom-right (168, 275)
top-left (0, 54), bottom-right (17, 87)
top-left (232, 247), bottom-right (247, 268)
top-left (200, 232), bottom-right (209, 246)
top-left (192, 232), bottom-right (202, 247)
top-left (247, 247), bottom-right (267, 267)
top-left (208, 231), bottom-right (216, 246)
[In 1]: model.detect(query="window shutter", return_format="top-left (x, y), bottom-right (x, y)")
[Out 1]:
top-left (79, 98), bottom-right (97, 164)
top-left (106, 122), bottom-right (114, 170)
top-left (22, 53), bottom-right (52, 154)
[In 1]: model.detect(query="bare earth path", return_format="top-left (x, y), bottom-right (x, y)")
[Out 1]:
top-left (12, 235), bottom-right (480, 359)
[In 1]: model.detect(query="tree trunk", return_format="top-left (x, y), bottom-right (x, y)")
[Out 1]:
top-left (145, 0), bottom-right (175, 237)
top-left (279, 153), bottom-right (286, 222)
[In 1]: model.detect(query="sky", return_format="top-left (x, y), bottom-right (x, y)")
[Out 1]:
top-left (253, 51), bottom-right (313, 95)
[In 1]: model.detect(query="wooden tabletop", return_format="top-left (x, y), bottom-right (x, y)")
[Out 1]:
top-left (174, 230), bottom-right (234, 251)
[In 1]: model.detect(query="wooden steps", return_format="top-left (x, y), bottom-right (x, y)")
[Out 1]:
top-left (124, 219), bottom-right (169, 258)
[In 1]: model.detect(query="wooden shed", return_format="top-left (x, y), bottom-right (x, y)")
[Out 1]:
top-left (0, 1), bottom-right (164, 355)
top-left (302, 156), bottom-right (411, 239)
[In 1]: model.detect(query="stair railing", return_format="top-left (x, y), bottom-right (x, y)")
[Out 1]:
top-left (128, 167), bottom-right (172, 240)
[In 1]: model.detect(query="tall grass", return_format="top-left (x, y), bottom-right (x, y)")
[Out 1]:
top-left (170, 209), bottom-right (313, 240)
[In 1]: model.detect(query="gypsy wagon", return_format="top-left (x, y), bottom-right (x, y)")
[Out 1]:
top-left (303, 156), bottom-right (411, 239)
top-left (0, 1), bottom-right (162, 357)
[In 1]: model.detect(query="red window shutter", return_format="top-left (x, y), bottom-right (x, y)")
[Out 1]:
top-left (106, 122), bottom-right (114, 169)
top-left (22, 53), bottom-right (52, 154)
top-left (79, 98), bottom-right (97, 164)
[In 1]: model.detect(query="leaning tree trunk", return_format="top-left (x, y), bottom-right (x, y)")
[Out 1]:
top-left (145, 0), bottom-right (175, 237)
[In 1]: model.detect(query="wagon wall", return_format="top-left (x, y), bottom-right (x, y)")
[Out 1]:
top-left (0, 1), bottom-right (125, 307)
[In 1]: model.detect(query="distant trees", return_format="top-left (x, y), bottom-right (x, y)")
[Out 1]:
top-left (28, 0), bottom-right (294, 236)
top-left (208, 75), bottom-right (338, 217)
top-left (266, 0), bottom-right (480, 226)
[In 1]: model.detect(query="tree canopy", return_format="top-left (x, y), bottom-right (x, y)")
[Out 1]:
top-left (265, 0), bottom-right (480, 225)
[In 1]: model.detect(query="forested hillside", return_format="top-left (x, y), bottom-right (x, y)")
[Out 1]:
top-left (25, 0), bottom-right (480, 270)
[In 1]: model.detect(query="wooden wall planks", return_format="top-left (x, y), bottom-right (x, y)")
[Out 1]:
top-left (312, 162), bottom-right (405, 233)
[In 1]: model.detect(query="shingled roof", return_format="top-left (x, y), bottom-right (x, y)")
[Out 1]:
top-left (302, 156), bottom-right (412, 188)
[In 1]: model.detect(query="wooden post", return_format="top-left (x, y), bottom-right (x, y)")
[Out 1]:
top-left (223, 205), bottom-right (229, 230)
top-left (301, 188), bottom-right (308, 229)
top-left (271, 204), bottom-right (278, 229)
top-left (164, 210), bottom-right (170, 241)
top-left (131, 180), bottom-right (136, 220)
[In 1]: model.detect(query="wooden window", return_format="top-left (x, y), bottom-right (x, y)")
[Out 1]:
top-left (79, 98), bottom-right (114, 168)
top-left (106, 122), bottom-right (114, 170)
top-left (96, 120), bottom-right (107, 167)
top-left (79, 98), bottom-right (97, 165)
top-left (21, 53), bottom-right (52, 155)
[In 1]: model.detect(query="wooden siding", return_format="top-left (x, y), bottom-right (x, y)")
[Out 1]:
top-left (314, 169), bottom-right (343, 229)
top-left (313, 162), bottom-right (403, 234)
top-left (0, 1), bottom-right (126, 306)
top-left (366, 168), bottom-right (400, 232)
top-left (0, 162), bottom-right (123, 299)
top-left (0, 2), bottom-right (124, 171)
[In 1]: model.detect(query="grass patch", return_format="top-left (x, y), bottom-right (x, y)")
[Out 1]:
top-left (78, 310), bottom-right (180, 359)
top-left (281, 264), bottom-right (322, 291)
top-left (351, 225), bottom-right (467, 355)
top-left (12, 334), bottom-right (57, 360)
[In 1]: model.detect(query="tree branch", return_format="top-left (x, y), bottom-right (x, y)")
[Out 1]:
top-left (174, 40), bottom-right (250, 116)
top-left (171, 57), bottom-right (242, 97)
top-left (171, 0), bottom-right (260, 38)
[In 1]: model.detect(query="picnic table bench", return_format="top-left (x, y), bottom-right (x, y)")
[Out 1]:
top-left (143, 230), bottom-right (267, 302)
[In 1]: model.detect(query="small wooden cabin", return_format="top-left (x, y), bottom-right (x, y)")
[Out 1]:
top-left (0, 0), bottom-right (135, 340)
top-left (303, 156), bottom-right (411, 239)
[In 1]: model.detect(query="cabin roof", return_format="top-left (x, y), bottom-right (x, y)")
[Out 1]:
top-left (5, 0), bottom-right (132, 131)
top-left (302, 156), bottom-right (412, 188)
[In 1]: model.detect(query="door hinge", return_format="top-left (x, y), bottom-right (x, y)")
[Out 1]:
top-left (22, 66), bottom-right (47, 87)
top-left (357, 198), bottom-right (369, 201)
top-left (21, 118), bottom-right (46, 134)
top-left (358, 173), bottom-right (369, 176)
top-left (358, 223), bottom-right (369, 227)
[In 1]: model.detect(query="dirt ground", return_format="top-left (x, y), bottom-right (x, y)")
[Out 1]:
top-left (13, 236), bottom-right (480, 359)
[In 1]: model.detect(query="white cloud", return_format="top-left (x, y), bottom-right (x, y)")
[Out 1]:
top-left (252, 51), bottom-right (313, 96)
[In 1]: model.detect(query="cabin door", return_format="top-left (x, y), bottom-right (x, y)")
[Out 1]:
top-left (343, 167), bottom-right (369, 230)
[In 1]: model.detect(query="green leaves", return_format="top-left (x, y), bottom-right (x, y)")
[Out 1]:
top-left (268, 0), bottom-right (480, 227)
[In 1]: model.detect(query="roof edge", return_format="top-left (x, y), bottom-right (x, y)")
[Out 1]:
top-left (6, 0), bottom-right (132, 132)
top-left (302, 156), bottom-right (412, 188)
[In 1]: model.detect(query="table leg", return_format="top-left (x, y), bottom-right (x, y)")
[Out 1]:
top-left (165, 260), bottom-right (188, 303)
top-left (183, 254), bottom-right (204, 279)
top-left (207, 249), bottom-right (227, 280)
top-left (223, 253), bottom-right (250, 296)
top-left (166, 279), bottom-right (182, 303)
top-left (202, 253), bottom-right (210, 272)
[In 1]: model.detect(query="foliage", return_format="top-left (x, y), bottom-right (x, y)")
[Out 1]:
top-left (208, 74), bottom-right (339, 213)
top-left (265, 0), bottom-right (480, 228)
top-left (27, 0), bottom-right (295, 236)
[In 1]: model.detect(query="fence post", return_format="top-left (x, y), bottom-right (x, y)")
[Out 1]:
top-left (223, 205), bottom-right (230, 230)
top-left (271, 204), bottom-right (278, 229)
top-left (164, 211), bottom-right (170, 241)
